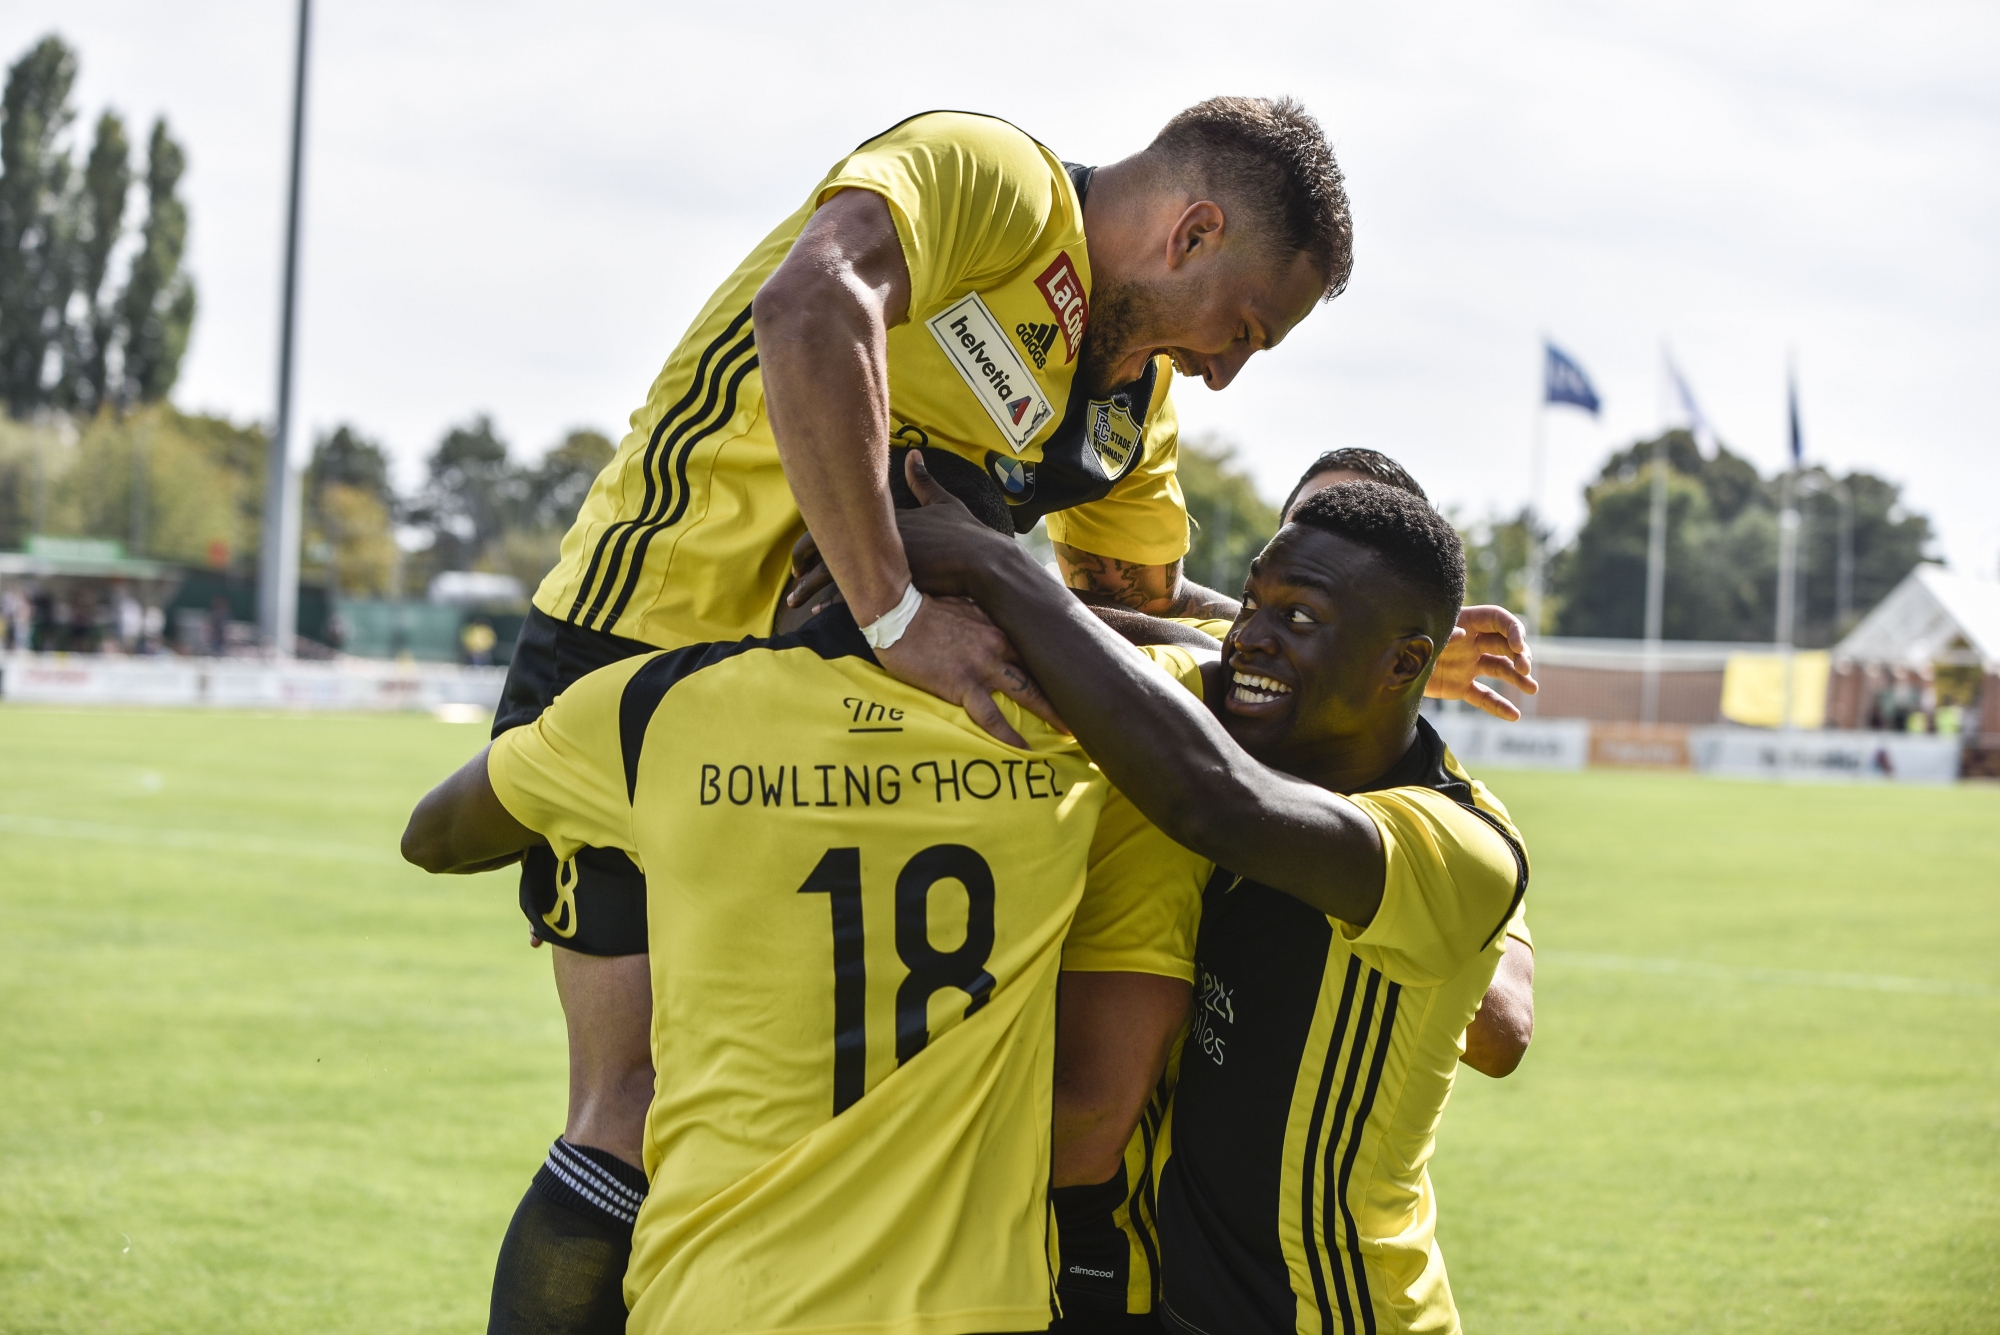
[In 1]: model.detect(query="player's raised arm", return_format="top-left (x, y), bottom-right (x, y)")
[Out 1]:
top-left (896, 454), bottom-right (1394, 928)
top-left (402, 746), bottom-right (543, 874)
top-left (755, 188), bottom-right (1062, 746)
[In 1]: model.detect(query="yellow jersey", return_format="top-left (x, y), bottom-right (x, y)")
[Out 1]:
top-left (1047, 645), bottom-right (1534, 1332)
top-left (487, 610), bottom-right (1209, 1335)
top-left (1157, 716), bottom-right (1529, 1335)
top-left (534, 111), bottom-right (1190, 649)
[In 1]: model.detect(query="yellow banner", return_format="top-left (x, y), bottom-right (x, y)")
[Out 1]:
top-left (1720, 651), bottom-right (1831, 729)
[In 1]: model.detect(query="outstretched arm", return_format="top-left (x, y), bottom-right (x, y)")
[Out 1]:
top-left (897, 457), bottom-right (1387, 926)
top-left (756, 188), bottom-right (1060, 747)
top-left (401, 746), bottom-right (542, 874)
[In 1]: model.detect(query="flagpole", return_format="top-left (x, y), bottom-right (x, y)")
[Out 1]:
top-left (1641, 350), bottom-right (1669, 726)
top-left (1776, 355), bottom-right (1801, 740)
top-left (1525, 381), bottom-right (1548, 640)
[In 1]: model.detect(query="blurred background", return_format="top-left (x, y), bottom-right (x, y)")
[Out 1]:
top-left (0, 4), bottom-right (1994, 1333)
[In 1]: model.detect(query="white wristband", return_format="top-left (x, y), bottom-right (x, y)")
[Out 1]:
top-left (860, 581), bottom-right (924, 650)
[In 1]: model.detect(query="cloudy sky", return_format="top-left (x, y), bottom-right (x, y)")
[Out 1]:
top-left (11, 1), bottom-right (1997, 574)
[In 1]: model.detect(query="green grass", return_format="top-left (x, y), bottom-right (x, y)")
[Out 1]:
top-left (1, 708), bottom-right (1995, 1332)
top-left (1439, 768), bottom-right (2000, 1333)
top-left (0, 707), bottom-right (562, 1333)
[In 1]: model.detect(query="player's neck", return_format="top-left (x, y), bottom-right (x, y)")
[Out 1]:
top-left (1079, 154), bottom-right (1174, 284)
top-left (1253, 717), bottom-right (1421, 795)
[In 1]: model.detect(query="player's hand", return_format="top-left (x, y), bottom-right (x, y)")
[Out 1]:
top-left (785, 529), bottom-right (838, 612)
top-left (875, 596), bottom-right (1067, 748)
top-left (1426, 605), bottom-right (1538, 721)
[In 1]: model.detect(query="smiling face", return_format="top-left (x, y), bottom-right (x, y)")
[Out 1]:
top-left (1215, 525), bottom-right (1441, 783)
top-left (1080, 211), bottom-right (1326, 396)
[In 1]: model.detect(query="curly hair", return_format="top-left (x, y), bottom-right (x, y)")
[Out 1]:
top-left (1287, 480), bottom-right (1464, 629)
top-left (1280, 448), bottom-right (1427, 518)
top-left (1150, 96), bottom-right (1353, 300)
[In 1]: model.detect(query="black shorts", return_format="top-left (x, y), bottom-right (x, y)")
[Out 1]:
top-left (494, 607), bottom-right (658, 956)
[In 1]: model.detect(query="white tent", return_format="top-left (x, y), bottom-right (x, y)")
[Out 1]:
top-left (1834, 564), bottom-right (2000, 670)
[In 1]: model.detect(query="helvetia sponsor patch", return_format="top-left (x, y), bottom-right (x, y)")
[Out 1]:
top-left (927, 293), bottom-right (1054, 453)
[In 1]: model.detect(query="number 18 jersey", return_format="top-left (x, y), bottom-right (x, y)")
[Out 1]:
top-left (487, 608), bottom-right (1210, 1335)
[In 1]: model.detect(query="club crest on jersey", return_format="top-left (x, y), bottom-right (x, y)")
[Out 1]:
top-left (1014, 321), bottom-right (1058, 370)
top-left (1034, 252), bottom-right (1087, 364)
top-left (987, 452), bottom-right (1035, 503)
top-left (927, 293), bottom-right (1054, 453)
top-left (1087, 394), bottom-right (1144, 481)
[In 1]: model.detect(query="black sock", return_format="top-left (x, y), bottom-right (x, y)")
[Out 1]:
top-left (487, 1139), bottom-right (649, 1335)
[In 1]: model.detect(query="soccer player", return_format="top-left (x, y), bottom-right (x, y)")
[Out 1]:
top-left (1045, 449), bottom-right (1534, 1333)
top-left (406, 453), bottom-right (1211, 1335)
top-left (895, 458), bottom-right (1532, 1334)
top-left (482, 95), bottom-right (1540, 1333)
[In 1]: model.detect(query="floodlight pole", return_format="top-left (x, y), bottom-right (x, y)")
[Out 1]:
top-left (259, 0), bottom-right (311, 657)
top-left (1641, 354), bottom-right (1671, 726)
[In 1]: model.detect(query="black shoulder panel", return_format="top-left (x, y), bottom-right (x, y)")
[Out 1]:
top-left (616, 607), bottom-right (876, 801)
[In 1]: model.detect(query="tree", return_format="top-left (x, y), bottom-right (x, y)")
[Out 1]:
top-left (408, 415), bottom-right (523, 573)
top-left (1458, 507), bottom-right (1542, 617)
top-left (304, 426), bottom-right (398, 597)
top-left (1552, 429), bottom-right (1934, 645)
top-left (0, 35), bottom-right (198, 417)
top-left (307, 425), bottom-right (395, 508)
top-left (115, 118), bottom-right (195, 406)
top-left (0, 35), bottom-right (78, 417)
top-left (1177, 433), bottom-right (1279, 595)
top-left (522, 429), bottom-right (614, 531)
top-left (61, 109), bottom-right (129, 413)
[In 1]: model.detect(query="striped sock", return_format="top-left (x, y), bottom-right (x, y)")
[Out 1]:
top-left (531, 1138), bottom-right (648, 1229)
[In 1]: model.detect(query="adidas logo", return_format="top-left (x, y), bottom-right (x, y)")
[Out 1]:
top-left (1015, 321), bottom-right (1057, 369)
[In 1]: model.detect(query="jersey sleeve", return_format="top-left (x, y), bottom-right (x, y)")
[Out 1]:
top-left (1044, 364), bottom-right (1191, 567)
top-left (1170, 616), bottom-right (1235, 642)
top-left (1061, 643), bottom-right (1211, 978)
top-left (1132, 642), bottom-right (1207, 697)
top-left (487, 656), bottom-right (650, 866)
top-left (1337, 788), bottom-right (1524, 988)
top-left (1061, 785), bottom-right (1208, 980)
top-left (1502, 900), bottom-right (1532, 950)
top-left (816, 113), bottom-right (1064, 320)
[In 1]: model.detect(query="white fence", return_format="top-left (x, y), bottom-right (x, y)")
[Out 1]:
top-left (1687, 727), bottom-right (1963, 785)
top-left (0, 652), bottom-right (505, 713)
top-left (1430, 713), bottom-right (1592, 771)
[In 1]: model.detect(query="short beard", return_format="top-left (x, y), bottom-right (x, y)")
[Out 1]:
top-left (1078, 276), bottom-right (1180, 396)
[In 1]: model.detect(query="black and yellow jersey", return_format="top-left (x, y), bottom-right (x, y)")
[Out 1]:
top-left (534, 111), bottom-right (1189, 650)
top-left (1046, 648), bottom-right (1531, 1330)
top-left (1156, 717), bottom-right (1530, 1335)
top-left (487, 609), bottom-right (1209, 1335)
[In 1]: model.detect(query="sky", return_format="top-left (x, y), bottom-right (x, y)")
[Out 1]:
top-left (9, 1), bottom-right (1997, 575)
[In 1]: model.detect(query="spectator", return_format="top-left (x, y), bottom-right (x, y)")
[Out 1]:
top-left (460, 620), bottom-right (498, 667)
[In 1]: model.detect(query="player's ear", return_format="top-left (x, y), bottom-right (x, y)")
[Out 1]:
top-left (1167, 200), bottom-right (1227, 270)
top-left (1386, 633), bottom-right (1436, 692)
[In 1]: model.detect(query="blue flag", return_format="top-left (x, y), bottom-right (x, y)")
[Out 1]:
top-left (1787, 370), bottom-right (1803, 465)
top-left (1544, 342), bottom-right (1600, 415)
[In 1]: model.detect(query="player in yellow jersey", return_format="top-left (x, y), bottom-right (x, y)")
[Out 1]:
top-left (479, 96), bottom-right (1367, 1331)
top-left (403, 455), bottom-right (1212, 1335)
top-left (1044, 450), bottom-right (1535, 1333)
top-left (895, 457), bottom-right (1534, 1334)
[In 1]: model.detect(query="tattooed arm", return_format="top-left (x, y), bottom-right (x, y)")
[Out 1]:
top-left (1053, 543), bottom-right (1241, 619)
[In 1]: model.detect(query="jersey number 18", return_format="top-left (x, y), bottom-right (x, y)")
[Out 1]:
top-left (797, 845), bottom-right (997, 1114)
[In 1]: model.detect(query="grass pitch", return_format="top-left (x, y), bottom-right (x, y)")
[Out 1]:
top-left (1, 707), bottom-right (1995, 1333)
